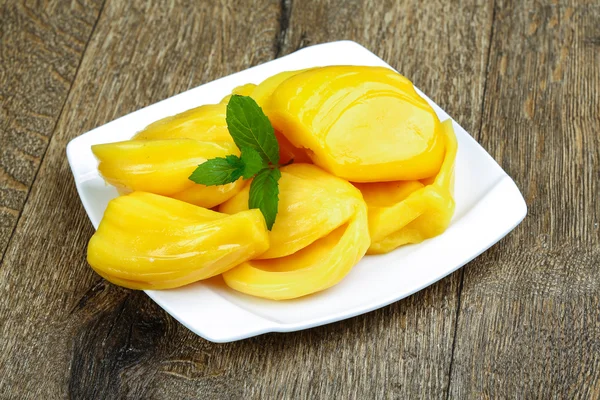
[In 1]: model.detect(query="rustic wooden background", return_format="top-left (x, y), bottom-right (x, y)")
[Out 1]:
top-left (0, 0), bottom-right (598, 398)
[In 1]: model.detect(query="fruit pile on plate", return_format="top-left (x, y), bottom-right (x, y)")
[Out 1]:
top-left (87, 66), bottom-right (457, 300)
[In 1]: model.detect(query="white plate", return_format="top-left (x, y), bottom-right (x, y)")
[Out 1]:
top-left (67, 40), bottom-right (527, 343)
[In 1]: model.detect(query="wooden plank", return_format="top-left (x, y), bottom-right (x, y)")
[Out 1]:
top-left (266, 1), bottom-right (496, 398)
top-left (448, 0), bottom-right (600, 398)
top-left (0, 0), bottom-right (496, 398)
top-left (0, 0), bottom-right (281, 397)
top-left (0, 0), bottom-right (104, 261)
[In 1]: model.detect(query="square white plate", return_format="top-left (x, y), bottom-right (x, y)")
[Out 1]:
top-left (67, 40), bottom-right (527, 343)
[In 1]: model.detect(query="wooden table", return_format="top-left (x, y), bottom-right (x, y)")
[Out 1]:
top-left (1, 1), bottom-right (598, 398)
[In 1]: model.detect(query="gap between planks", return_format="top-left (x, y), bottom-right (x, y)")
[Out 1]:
top-left (444, 0), bottom-right (498, 398)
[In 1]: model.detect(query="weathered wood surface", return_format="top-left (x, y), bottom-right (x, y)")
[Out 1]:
top-left (448, 0), bottom-right (600, 398)
top-left (0, 0), bottom-right (104, 261)
top-left (0, 0), bottom-right (597, 398)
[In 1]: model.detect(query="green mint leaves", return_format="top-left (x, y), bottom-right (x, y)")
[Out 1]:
top-left (248, 168), bottom-right (281, 231)
top-left (188, 155), bottom-right (244, 185)
top-left (188, 95), bottom-right (283, 230)
top-left (226, 95), bottom-right (280, 165)
top-left (239, 147), bottom-right (265, 179)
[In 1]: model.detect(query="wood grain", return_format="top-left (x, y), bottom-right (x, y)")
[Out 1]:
top-left (0, 0), bottom-right (104, 261)
top-left (281, 0), bottom-right (495, 133)
top-left (448, 0), bottom-right (600, 398)
top-left (0, 0), bottom-right (496, 398)
top-left (2, 0), bottom-right (598, 398)
top-left (0, 0), bottom-right (280, 397)
top-left (0, 0), bottom-right (495, 398)
top-left (270, 1), bottom-right (496, 398)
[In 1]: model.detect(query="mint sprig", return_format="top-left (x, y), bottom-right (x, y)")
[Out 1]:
top-left (226, 95), bottom-right (280, 165)
top-left (239, 147), bottom-right (264, 179)
top-left (188, 95), bottom-right (284, 230)
top-left (188, 155), bottom-right (244, 185)
top-left (248, 168), bottom-right (281, 231)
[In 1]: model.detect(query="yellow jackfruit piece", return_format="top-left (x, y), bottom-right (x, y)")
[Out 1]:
top-left (264, 66), bottom-right (446, 182)
top-left (92, 139), bottom-right (243, 208)
top-left (87, 192), bottom-right (269, 290)
top-left (355, 119), bottom-right (457, 254)
top-left (220, 163), bottom-right (365, 259)
top-left (219, 163), bottom-right (369, 299)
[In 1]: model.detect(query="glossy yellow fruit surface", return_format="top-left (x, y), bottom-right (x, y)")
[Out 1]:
top-left (223, 204), bottom-right (368, 300)
top-left (220, 163), bottom-right (369, 300)
top-left (87, 192), bottom-right (269, 290)
top-left (219, 83), bottom-right (258, 105)
top-left (250, 69), bottom-right (307, 106)
top-left (355, 119), bottom-right (457, 254)
top-left (265, 66), bottom-right (446, 182)
top-left (220, 163), bottom-right (365, 259)
top-left (170, 180), bottom-right (244, 208)
top-left (134, 104), bottom-right (231, 142)
top-left (134, 84), bottom-right (256, 143)
top-left (128, 87), bottom-right (261, 207)
top-left (87, 66), bottom-right (459, 298)
top-left (275, 129), bottom-right (312, 165)
top-left (92, 139), bottom-right (243, 208)
top-left (244, 71), bottom-right (314, 164)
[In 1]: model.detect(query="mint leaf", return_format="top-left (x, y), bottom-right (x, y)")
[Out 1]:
top-left (189, 155), bottom-right (243, 186)
top-left (249, 168), bottom-right (281, 230)
top-left (240, 147), bottom-right (266, 179)
top-left (189, 95), bottom-right (284, 228)
top-left (226, 95), bottom-right (280, 165)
